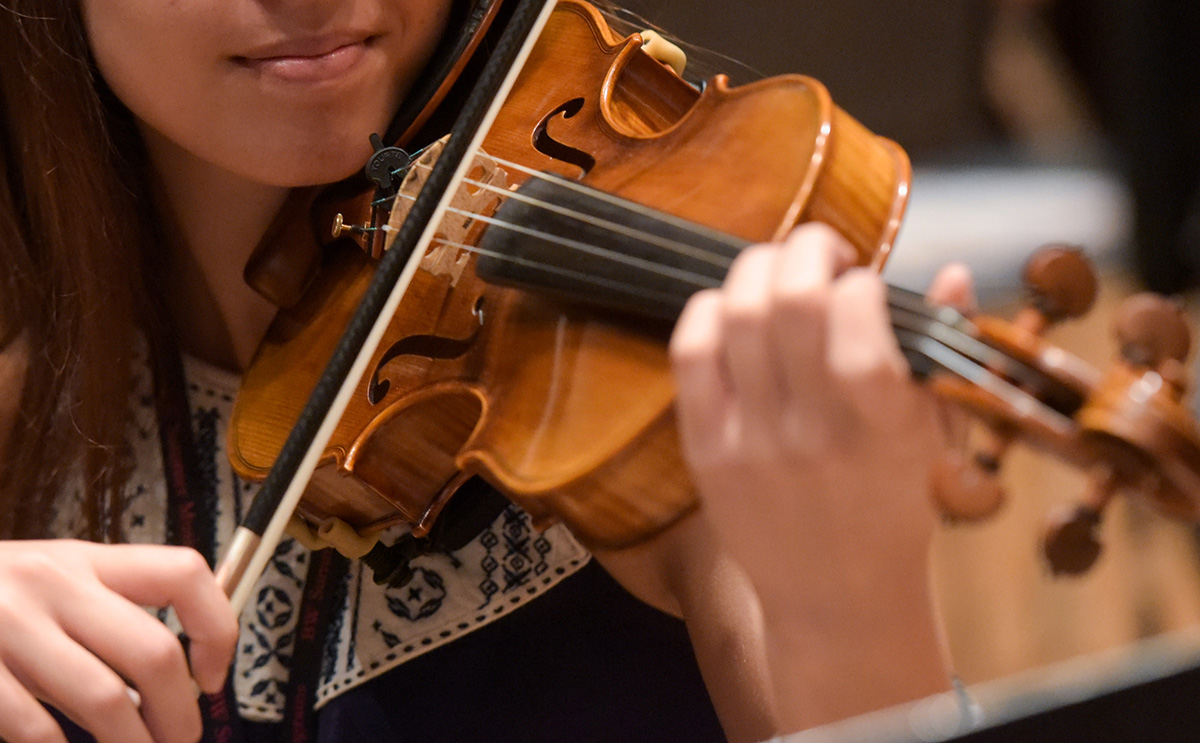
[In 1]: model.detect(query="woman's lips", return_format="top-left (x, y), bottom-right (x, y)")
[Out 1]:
top-left (235, 38), bottom-right (374, 83)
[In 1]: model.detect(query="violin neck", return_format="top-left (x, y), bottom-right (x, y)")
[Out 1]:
top-left (473, 173), bottom-right (1046, 403)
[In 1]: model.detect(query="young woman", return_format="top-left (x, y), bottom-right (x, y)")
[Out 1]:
top-left (0, 1), bottom-right (967, 741)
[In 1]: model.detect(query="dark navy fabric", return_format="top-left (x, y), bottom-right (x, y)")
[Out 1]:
top-left (59, 560), bottom-right (725, 743)
top-left (314, 559), bottom-right (725, 742)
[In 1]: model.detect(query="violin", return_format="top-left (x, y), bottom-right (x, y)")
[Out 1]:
top-left (213, 0), bottom-right (1200, 606)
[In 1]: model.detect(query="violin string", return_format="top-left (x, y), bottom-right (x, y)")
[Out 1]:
top-left (458, 206), bottom-right (725, 288)
top-left (379, 157), bottom-right (744, 268)
top-left (363, 212), bottom-right (1025, 396)
top-left (477, 155), bottom-right (746, 251)
top-left (431, 161), bottom-right (733, 268)
top-left (361, 159), bottom-right (1039, 391)
top-left (352, 210), bottom-right (704, 305)
top-left (379, 183), bottom-right (726, 291)
top-left (430, 238), bottom-right (708, 307)
top-left (359, 151), bottom-right (1066, 408)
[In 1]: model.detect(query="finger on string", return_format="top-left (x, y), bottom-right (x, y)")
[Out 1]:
top-left (827, 269), bottom-right (909, 405)
top-left (0, 663), bottom-right (68, 743)
top-left (59, 579), bottom-right (202, 743)
top-left (83, 545), bottom-right (237, 694)
top-left (671, 289), bottom-right (733, 461)
top-left (719, 244), bottom-right (790, 439)
top-left (923, 263), bottom-right (976, 444)
top-left (769, 223), bottom-right (858, 401)
top-left (925, 262), bottom-right (975, 312)
top-left (788, 223), bottom-right (858, 274)
top-left (7, 625), bottom-right (154, 743)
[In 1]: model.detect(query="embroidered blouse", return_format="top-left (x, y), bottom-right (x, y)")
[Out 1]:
top-left (54, 349), bottom-right (724, 741)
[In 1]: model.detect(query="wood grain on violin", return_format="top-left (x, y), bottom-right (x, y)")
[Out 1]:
top-left (229, 0), bottom-right (909, 551)
top-left (225, 0), bottom-right (1200, 578)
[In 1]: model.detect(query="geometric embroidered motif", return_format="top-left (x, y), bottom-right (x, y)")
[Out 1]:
top-left (315, 509), bottom-right (589, 711)
top-left (102, 351), bottom-right (592, 723)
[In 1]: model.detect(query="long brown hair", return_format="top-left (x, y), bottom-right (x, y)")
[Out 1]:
top-left (0, 1), bottom-right (161, 540)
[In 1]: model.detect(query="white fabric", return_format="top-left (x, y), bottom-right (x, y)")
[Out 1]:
top-left (57, 348), bottom-right (589, 722)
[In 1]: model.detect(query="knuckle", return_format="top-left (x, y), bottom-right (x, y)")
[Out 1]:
top-left (789, 222), bottom-right (857, 265)
top-left (724, 245), bottom-right (775, 288)
top-left (81, 676), bottom-right (135, 721)
top-left (793, 220), bottom-right (843, 245)
top-left (216, 611), bottom-right (240, 648)
top-left (3, 551), bottom-right (67, 586)
top-left (667, 333), bottom-right (705, 368)
top-left (686, 423), bottom-right (738, 467)
top-left (173, 548), bottom-right (212, 583)
top-left (723, 290), bottom-right (771, 332)
top-left (190, 613), bottom-right (240, 673)
top-left (140, 628), bottom-right (188, 677)
top-left (779, 413), bottom-right (828, 459)
top-left (670, 294), bottom-right (720, 363)
top-left (0, 590), bottom-right (23, 631)
top-left (838, 351), bottom-right (904, 394)
top-left (731, 242), bottom-right (775, 269)
top-left (850, 376), bottom-right (918, 428)
top-left (838, 267), bottom-right (886, 301)
top-left (829, 351), bottom-right (909, 425)
top-left (775, 280), bottom-right (829, 326)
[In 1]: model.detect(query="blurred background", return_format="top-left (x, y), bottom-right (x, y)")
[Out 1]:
top-left (613, 0), bottom-right (1200, 703)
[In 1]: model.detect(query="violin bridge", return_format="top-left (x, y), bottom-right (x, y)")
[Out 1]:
top-left (381, 135), bottom-right (510, 287)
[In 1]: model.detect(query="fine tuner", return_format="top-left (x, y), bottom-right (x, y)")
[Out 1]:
top-left (332, 213), bottom-right (398, 239)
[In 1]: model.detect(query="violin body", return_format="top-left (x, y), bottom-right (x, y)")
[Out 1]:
top-left (229, 0), bottom-right (910, 549)
top-left (228, 0), bottom-right (1200, 575)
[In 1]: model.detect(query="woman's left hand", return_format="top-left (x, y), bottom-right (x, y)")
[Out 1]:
top-left (669, 222), bottom-right (972, 731)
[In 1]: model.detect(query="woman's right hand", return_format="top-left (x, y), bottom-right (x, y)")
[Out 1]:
top-left (0, 540), bottom-right (238, 743)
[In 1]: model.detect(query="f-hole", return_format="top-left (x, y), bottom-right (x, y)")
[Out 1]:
top-left (532, 98), bottom-right (596, 175)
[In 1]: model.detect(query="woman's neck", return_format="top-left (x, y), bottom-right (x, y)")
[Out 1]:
top-left (142, 127), bottom-right (291, 372)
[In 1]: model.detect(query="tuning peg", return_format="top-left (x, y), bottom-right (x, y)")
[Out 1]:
top-left (1042, 468), bottom-right (1117, 576)
top-left (1042, 504), bottom-right (1104, 576)
top-left (931, 440), bottom-right (1007, 522)
top-left (1016, 245), bottom-right (1098, 334)
top-left (1112, 293), bottom-right (1191, 396)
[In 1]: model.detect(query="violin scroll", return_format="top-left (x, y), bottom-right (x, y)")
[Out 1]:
top-left (931, 245), bottom-right (1098, 524)
top-left (928, 247), bottom-right (1200, 575)
top-left (1046, 293), bottom-right (1200, 574)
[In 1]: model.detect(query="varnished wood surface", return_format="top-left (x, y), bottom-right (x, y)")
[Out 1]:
top-left (229, 0), bottom-right (910, 548)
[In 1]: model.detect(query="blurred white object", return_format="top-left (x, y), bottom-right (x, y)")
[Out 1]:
top-left (884, 166), bottom-right (1132, 300)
